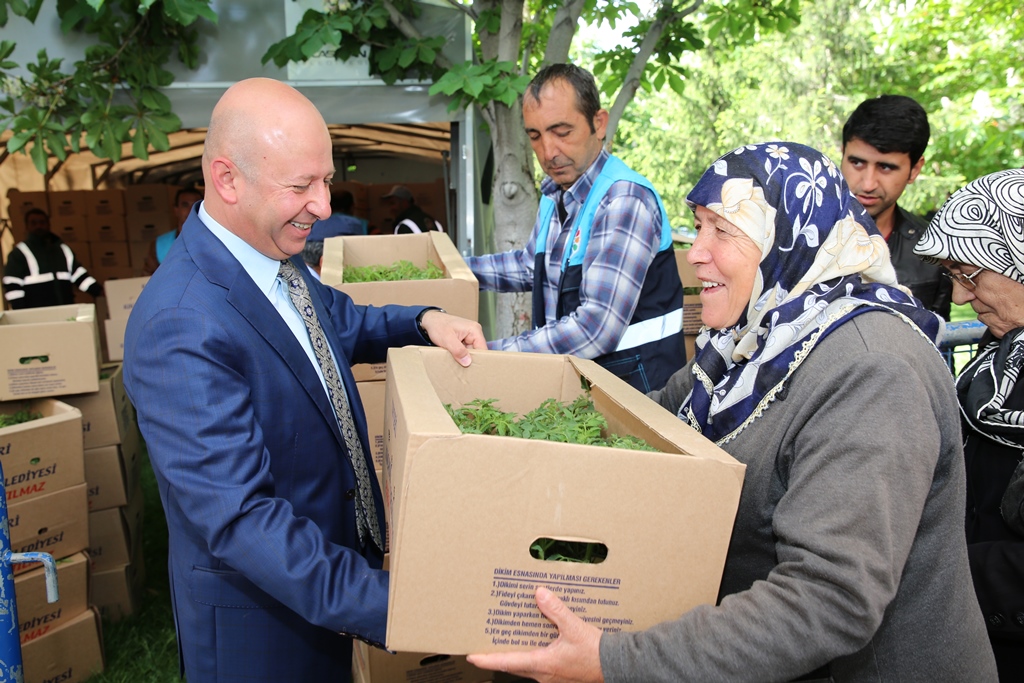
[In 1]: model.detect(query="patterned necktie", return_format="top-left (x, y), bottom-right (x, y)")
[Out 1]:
top-left (278, 259), bottom-right (383, 551)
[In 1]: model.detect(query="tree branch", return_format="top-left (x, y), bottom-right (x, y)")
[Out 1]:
top-left (604, 0), bottom-right (705, 150)
top-left (443, 0), bottom-right (478, 21)
top-left (542, 0), bottom-right (586, 66)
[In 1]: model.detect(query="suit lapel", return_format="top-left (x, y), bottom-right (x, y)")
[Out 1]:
top-left (182, 215), bottom-right (345, 446)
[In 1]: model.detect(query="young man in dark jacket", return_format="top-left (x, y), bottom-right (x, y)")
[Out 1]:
top-left (840, 95), bottom-right (952, 320)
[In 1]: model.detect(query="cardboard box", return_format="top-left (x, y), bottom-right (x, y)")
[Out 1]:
top-left (0, 398), bottom-right (85, 504)
top-left (8, 483), bottom-right (90, 573)
top-left (60, 363), bottom-right (135, 450)
top-left (320, 232), bottom-right (478, 322)
top-left (382, 347), bottom-right (745, 654)
top-left (92, 265), bottom-right (138, 285)
top-left (85, 213), bottom-right (128, 242)
top-left (15, 552), bottom-right (90, 645)
top-left (48, 191), bottom-right (88, 219)
top-left (126, 213), bottom-right (173, 243)
top-left (103, 276), bottom-right (149, 321)
top-left (90, 541), bottom-right (144, 622)
top-left (103, 317), bottom-right (129, 362)
top-left (21, 606), bottom-right (105, 683)
top-left (353, 641), bottom-right (492, 683)
top-left (7, 189), bottom-right (49, 240)
top-left (87, 482), bottom-right (143, 572)
top-left (124, 183), bottom-right (172, 217)
top-left (356, 380), bottom-right (387, 472)
top-left (128, 240), bottom-right (151, 271)
top-left (84, 189), bottom-right (125, 218)
top-left (675, 250), bottom-right (702, 362)
top-left (85, 422), bottom-right (142, 511)
top-left (50, 214), bottom-right (88, 244)
top-left (75, 243), bottom-right (94, 270)
top-left (352, 362), bottom-right (388, 383)
top-left (89, 242), bottom-right (131, 270)
top-left (0, 305), bottom-right (101, 400)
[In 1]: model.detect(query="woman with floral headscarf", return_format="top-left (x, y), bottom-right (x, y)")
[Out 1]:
top-left (914, 168), bottom-right (1024, 680)
top-left (469, 143), bottom-right (996, 682)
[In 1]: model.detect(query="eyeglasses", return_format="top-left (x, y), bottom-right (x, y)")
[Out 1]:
top-left (943, 267), bottom-right (985, 291)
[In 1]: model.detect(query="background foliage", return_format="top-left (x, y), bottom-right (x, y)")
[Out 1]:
top-left (609, 0), bottom-right (1022, 229)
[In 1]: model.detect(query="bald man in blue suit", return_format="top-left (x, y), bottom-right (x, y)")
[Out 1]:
top-left (123, 78), bottom-right (485, 682)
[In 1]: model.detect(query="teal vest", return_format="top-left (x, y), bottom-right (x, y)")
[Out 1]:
top-left (531, 155), bottom-right (685, 392)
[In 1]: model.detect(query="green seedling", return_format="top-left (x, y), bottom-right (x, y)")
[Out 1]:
top-left (0, 403), bottom-right (43, 428)
top-left (530, 537), bottom-right (608, 564)
top-left (343, 260), bottom-right (444, 283)
top-left (444, 394), bottom-right (657, 451)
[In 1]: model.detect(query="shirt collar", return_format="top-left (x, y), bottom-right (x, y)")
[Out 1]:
top-left (541, 148), bottom-right (611, 210)
top-left (199, 202), bottom-right (282, 297)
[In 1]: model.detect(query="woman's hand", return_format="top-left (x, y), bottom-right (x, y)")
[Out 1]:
top-left (467, 586), bottom-right (605, 683)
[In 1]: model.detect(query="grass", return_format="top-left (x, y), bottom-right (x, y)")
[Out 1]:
top-left (89, 448), bottom-right (179, 682)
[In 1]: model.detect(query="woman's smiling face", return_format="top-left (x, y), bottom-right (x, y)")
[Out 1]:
top-left (687, 205), bottom-right (763, 330)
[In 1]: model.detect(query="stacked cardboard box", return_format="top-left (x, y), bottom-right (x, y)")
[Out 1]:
top-left (675, 249), bottom-right (702, 360)
top-left (320, 231), bottom-right (479, 486)
top-left (382, 347), bottom-right (745, 655)
top-left (1, 306), bottom-right (106, 680)
top-left (101, 276), bottom-right (150, 362)
top-left (59, 362), bottom-right (145, 622)
top-left (5, 185), bottom-right (180, 280)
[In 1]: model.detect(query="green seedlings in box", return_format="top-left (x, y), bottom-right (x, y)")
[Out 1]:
top-left (443, 395), bottom-right (658, 451)
top-left (530, 537), bottom-right (608, 564)
top-left (0, 403), bottom-right (43, 428)
top-left (343, 260), bottom-right (444, 283)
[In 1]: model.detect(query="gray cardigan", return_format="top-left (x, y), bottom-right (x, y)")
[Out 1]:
top-left (601, 311), bottom-right (997, 682)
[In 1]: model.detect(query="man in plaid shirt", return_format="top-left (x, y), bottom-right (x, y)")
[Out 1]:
top-left (467, 64), bottom-right (685, 392)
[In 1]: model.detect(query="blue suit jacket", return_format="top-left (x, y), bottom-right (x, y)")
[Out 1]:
top-left (123, 210), bottom-right (427, 681)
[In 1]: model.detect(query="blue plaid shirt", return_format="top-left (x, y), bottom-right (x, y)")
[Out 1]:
top-left (467, 149), bottom-right (663, 358)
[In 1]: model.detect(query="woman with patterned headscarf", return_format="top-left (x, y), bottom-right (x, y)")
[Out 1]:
top-left (915, 168), bottom-right (1024, 680)
top-left (468, 143), bottom-right (997, 682)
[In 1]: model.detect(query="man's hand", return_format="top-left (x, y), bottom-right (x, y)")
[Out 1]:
top-left (467, 587), bottom-right (604, 683)
top-left (418, 309), bottom-right (487, 367)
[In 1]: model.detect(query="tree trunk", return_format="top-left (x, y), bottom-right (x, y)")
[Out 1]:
top-left (474, 0), bottom-right (536, 339)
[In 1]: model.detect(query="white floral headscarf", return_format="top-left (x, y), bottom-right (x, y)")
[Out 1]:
top-left (678, 142), bottom-right (941, 444)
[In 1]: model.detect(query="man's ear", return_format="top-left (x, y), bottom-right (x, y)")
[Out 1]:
top-left (208, 157), bottom-right (241, 205)
top-left (593, 108), bottom-right (609, 141)
top-left (908, 156), bottom-right (925, 185)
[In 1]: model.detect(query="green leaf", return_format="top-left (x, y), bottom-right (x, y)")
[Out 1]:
top-left (398, 46), bottom-right (417, 69)
top-left (132, 127), bottom-right (149, 160)
top-left (30, 138), bottom-right (47, 174)
top-left (45, 130), bottom-right (68, 161)
top-left (7, 130), bottom-right (32, 154)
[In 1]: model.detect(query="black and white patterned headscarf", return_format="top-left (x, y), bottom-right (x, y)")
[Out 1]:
top-left (915, 168), bottom-right (1024, 281)
top-left (916, 168), bottom-right (1024, 451)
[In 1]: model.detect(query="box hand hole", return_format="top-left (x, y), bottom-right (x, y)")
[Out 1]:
top-left (529, 537), bottom-right (607, 564)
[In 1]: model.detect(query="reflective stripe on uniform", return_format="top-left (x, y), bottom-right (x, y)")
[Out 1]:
top-left (4, 290), bottom-right (25, 301)
top-left (60, 243), bottom-right (76, 271)
top-left (614, 307), bottom-right (683, 352)
top-left (77, 276), bottom-right (97, 292)
top-left (16, 242), bottom-right (41, 274)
